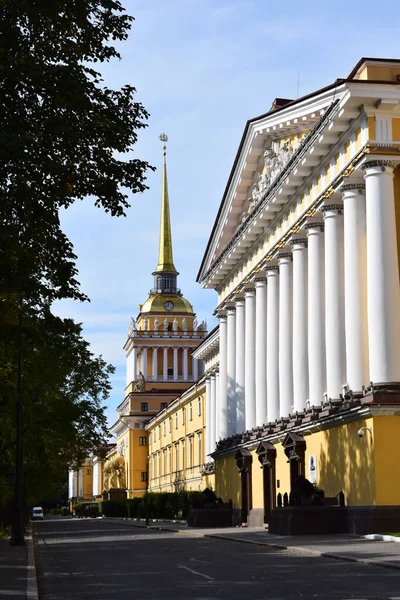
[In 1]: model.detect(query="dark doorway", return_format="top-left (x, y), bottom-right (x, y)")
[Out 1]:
top-left (235, 448), bottom-right (253, 525)
top-left (282, 432), bottom-right (306, 492)
top-left (256, 441), bottom-right (277, 524)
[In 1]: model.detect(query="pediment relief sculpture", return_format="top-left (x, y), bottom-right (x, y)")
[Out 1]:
top-left (243, 134), bottom-right (308, 219)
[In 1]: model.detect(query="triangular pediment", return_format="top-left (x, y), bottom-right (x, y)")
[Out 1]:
top-left (197, 79), bottom-right (353, 287)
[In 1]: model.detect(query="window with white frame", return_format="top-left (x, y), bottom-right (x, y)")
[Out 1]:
top-left (198, 397), bottom-right (202, 416)
top-left (189, 403), bottom-right (192, 421)
top-left (181, 408), bottom-right (185, 425)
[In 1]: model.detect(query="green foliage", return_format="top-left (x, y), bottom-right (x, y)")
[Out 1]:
top-left (101, 491), bottom-right (208, 520)
top-left (74, 502), bottom-right (99, 518)
top-left (0, 1), bottom-right (153, 509)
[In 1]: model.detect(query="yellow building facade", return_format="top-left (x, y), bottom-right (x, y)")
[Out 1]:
top-left (147, 380), bottom-right (215, 493)
top-left (196, 57), bottom-right (400, 533)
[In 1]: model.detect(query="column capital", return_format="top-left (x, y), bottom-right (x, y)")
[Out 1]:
top-left (252, 270), bottom-right (267, 284)
top-left (321, 202), bottom-right (343, 217)
top-left (340, 178), bottom-right (365, 195)
top-left (362, 159), bottom-right (397, 173)
top-left (216, 310), bottom-right (227, 320)
top-left (289, 233), bottom-right (308, 249)
top-left (242, 283), bottom-right (255, 296)
top-left (275, 246), bottom-right (292, 263)
top-left (265, 260), bottom-right (279, 275)
top-left (233, 292), bottom-right (245, 305)
top-left (224, 302), bottom-right (236, 314)
top-left (304, 212), bottom-right (324, 234)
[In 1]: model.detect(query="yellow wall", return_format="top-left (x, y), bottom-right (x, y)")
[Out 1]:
top-left (215, 416), bottom-right (382, 510)
top-left (394, 166), bottom-right (400, 281)
top-left (303, 418), bottom-right (375, 506)
top-left (368, 116), bottom-right (376, 140)
top-left (215, 455), bottom-right (241, 509)
top-left (373, 416), bottom-right (400, 505)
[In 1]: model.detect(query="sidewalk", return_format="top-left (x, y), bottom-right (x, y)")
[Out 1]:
top-left (0, 531), bottom-right (38, 600)
top-left (103, 517), bottom-right (400, 571)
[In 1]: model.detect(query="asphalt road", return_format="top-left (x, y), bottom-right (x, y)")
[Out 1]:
top-left (34, 519), bottom-right (400, 600)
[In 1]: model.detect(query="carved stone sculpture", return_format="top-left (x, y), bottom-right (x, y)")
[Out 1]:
top-left (154, 317), bottom-right (159, 331)
top-left (182, 317), bottom-right (187, 332)
top-left (163, 317), bottom-right (168, 331)
top-left (173, 318), bottom-right (178, 331)
top-left (128, 317), bottom-right (137, 337)
top-left (133, 371), bottom-right (146, 393)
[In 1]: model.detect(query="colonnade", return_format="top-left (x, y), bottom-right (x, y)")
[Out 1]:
top-left (131, 346), bottom-right (200, 382)
top-left (205, 161), bottom-right (400, 456)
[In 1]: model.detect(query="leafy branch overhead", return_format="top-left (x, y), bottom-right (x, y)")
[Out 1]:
top-left (0, 0), bottom-right (153, 505)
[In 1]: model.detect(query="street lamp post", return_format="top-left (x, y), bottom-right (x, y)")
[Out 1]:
top-left (10, 310), bottom-right (25, 546)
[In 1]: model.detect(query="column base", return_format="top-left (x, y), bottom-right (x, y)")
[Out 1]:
top-left (361, 382), bottom-right (400, 404)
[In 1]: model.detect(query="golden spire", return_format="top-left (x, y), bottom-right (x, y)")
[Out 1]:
top-left (155, 134), bottom-right (177, 273)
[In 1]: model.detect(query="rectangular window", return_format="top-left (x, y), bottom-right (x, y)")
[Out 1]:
top-left (153, 429), bottom-right (156, 442)
top-left (139, 436), bottom-right (147, 446)
top-left (141, 402), bottom-right (148, 411)
top-left (167, 367), bottom-right (173, 377)
top-left (163, 421), bottom-right (166, 436)
top-left (181, 408), bottom-right (185, 425)
top-left (141, 471), bottom-right (147, 482)
top-left (175, 445), bottom-right (179, 471)
top-left (189, 403), bottom-right (192, 421)
top-left (175, 413), bottom-right (178, 429)
top-left (198, 397), bottom-right (202, 416)
top-left (158, 426), bottom-right (160, 440)
top-left (86, 469), bottom-right (92, 475)
top-left (189, 437), bottom-right (193, 468)
top-left (198, 435), bottom-right (202, 465)
top-left (163, 450), bottom-right (167, 475)
top-left (160, 402), bottom-right (168, 410)
top-left (169, 417), bottom-right (172, 433)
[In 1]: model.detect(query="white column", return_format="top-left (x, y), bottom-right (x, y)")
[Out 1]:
top-left (210, 372), bottom-right (217, 452)
top-left (141, 347), bottom-right (148, 379)
top-left (234, 294), bottom-right (246, 433)
top-left (183, 348), bottom-right (188, 380)
top-left (173, 347), bottom-right (178, 381)
top-left (205, 376), bottom-right (212, 457)
top-left (244, 286), bottom-right (256, 430)
top-left (291, 235), bottom-right (308, 412)
top-left (363, 160), bottom-right (400, 382)
top-left (254, 273), bottom-right (267, 426)
top-left (266, 265), bottom-right (279, 422)
top-left (305, 217), bottom-right (326, 406)
top-left (342, 181), bottom-right (369, 391)
top-left (278, 250), bottom-right (293, 417)
top-left (215, 370), bottom-right (220, 441)
top-left (226, 304), bottom-right (236, 436)
top-left (163, 347), bottom-right (168, 381)
top-left (152, 347), bottom-right (158, 382)
top-left (192, 353), bottom-right (199, 381)
top-left (218, 312), bottom-right (228, 439)
top-left (133, 346), bottom-right (138, 381)
top-left (322, 202), bottom-right (346, 399)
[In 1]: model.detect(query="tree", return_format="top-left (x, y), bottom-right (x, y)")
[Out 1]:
top-left (0, 0), bottom-right (154, 302)
top-left (0, 1), bottom-right (153, 508)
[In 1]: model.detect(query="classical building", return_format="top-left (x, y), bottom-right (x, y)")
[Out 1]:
top-left (68, 458), bottom-right (94, 504)
top-left (197, 57), bottom-right (400, 531)
top-left (105, 135), bottom-right (207, 499)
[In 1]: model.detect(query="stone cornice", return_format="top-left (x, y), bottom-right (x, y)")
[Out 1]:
top-left (340, 182), bottom-right (365, 193)
top-left (321, 203), bottom-right (343, 215)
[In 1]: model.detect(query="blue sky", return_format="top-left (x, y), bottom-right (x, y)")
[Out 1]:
top-left (55, 0), bottom-right (400, 427)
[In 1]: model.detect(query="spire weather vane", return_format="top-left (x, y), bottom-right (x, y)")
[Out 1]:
top-left (159, 133), bottom-right (168, 155)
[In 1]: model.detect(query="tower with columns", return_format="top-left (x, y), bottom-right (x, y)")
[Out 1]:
top-left (196, 58), bottom-right (400, 531)
top-left (108, 135), bottom-right (206, 499)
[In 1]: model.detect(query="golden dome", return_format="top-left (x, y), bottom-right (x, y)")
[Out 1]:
top-left (140, 294), bottom-right (194, 315)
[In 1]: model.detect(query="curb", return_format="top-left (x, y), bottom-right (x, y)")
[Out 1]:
top-left (365, 534), bottom-right (400, 543)
top-left (205, 534), bottom-right (400, 572)
top-left (26, 530), bottom-right (39, 600)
